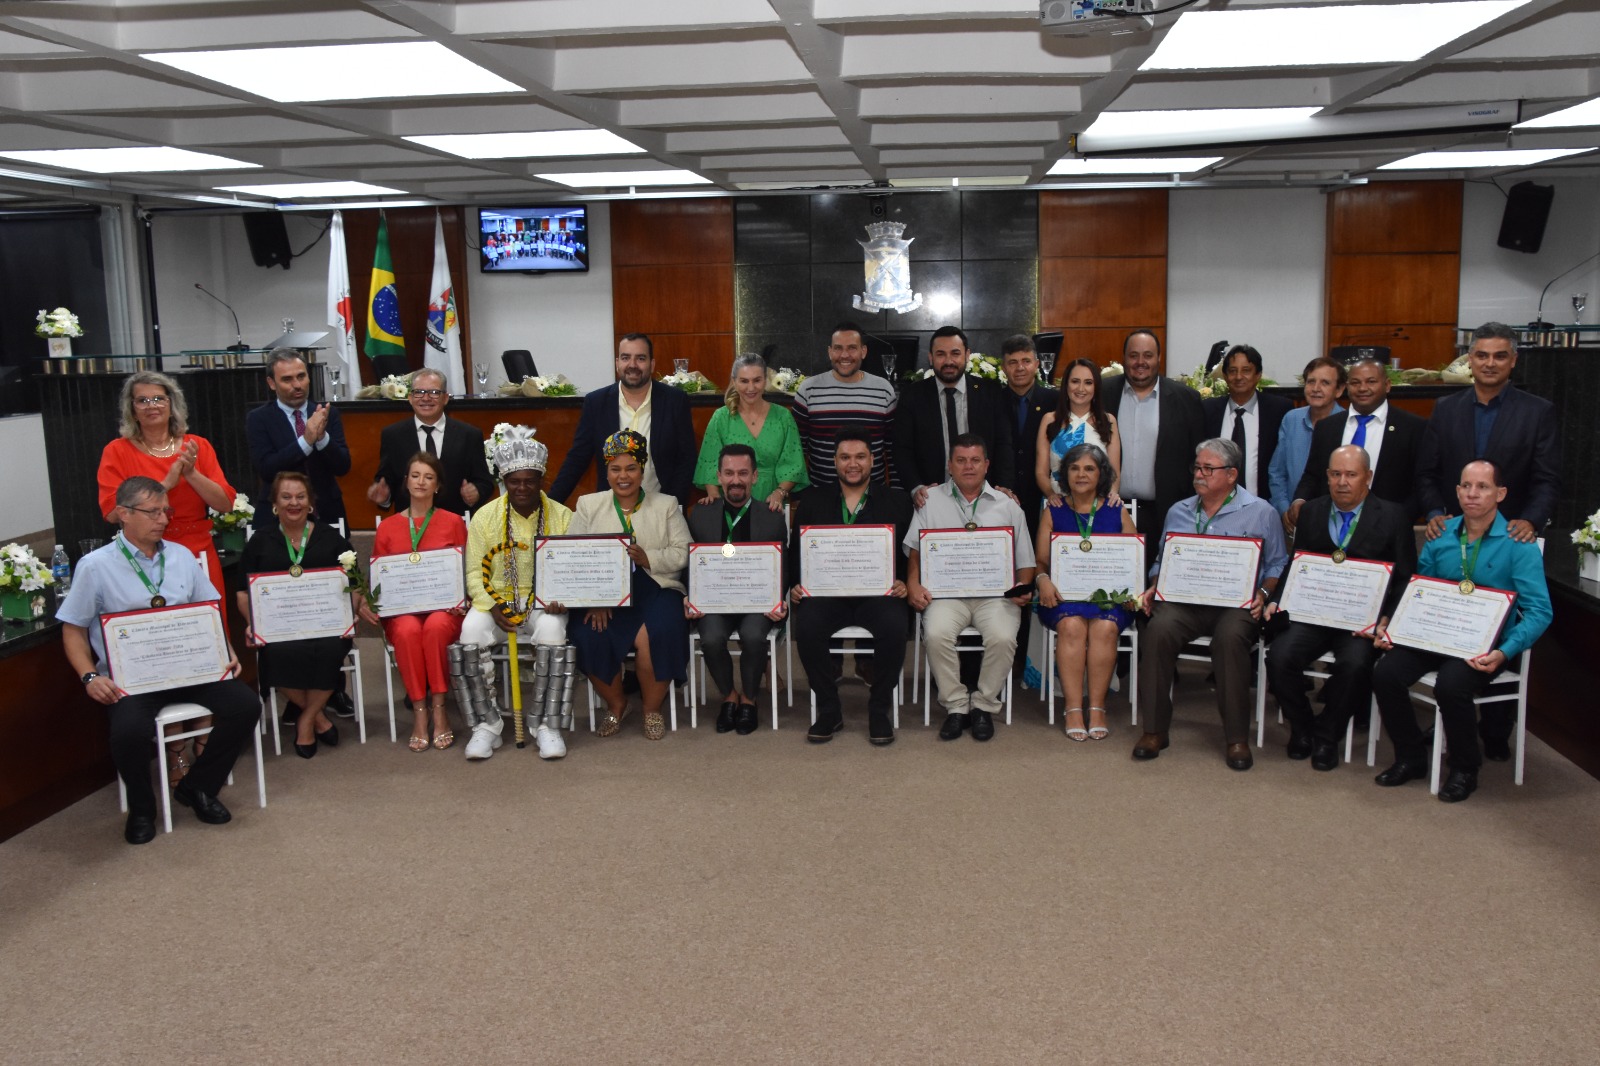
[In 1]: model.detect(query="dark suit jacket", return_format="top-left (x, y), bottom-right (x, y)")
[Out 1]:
top-left (547, 381), bottom-right (697, 506)
top-left (372, 416), bottom-right (495, 517)
top-left (1292, 404), bottom-right (1425, 521)
top-left (1203, 392), bottom-right (1293, 498)
top-left (1100, 375), bottom-right (1206, 514)
top-left (1008, 384), bottom-right (1058, 532)
top-left (1270, 493), bottom-right (1417, 620)
top-left (687, 498), bottom-right (791, 598)
top-left (1417, 385), bottom-right (1560, 529)
top-left (245, 401), bottom-right (351, 525)
top-left (893, 375), bottom-right (1015, 491)
top-left (787, 486), bottom-right (914, 588)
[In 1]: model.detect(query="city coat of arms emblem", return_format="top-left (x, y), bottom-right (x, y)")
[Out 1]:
top-left (852, 221), bottom-right (923, 314)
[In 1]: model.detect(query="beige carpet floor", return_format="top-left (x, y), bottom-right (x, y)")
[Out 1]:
top-left (3, 646), bottom-right (1598, 1066)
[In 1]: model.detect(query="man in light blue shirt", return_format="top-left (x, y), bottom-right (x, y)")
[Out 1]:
top-left (1267, 356), bottom-right (1346, 520)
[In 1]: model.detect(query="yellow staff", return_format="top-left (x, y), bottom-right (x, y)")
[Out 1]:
top-left (481, 539), bottom-right (532, 748)
top-left (507, 631), bottom-right (525, 747)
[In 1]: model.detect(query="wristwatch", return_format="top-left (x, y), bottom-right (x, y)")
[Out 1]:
top-left (80, 671), bottom-right (100, 685)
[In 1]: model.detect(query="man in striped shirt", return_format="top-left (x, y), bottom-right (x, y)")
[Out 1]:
top-left (793, 321), bottom-right (898, 489)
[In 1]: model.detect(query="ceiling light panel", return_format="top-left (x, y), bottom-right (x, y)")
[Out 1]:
top-left (1516, 97), bottom-right (1600, 128)
top-left (1084, 108), bottom-right (1320, 139)
top-left (535, 170), bottom-right (712, 187)
top-left (217, 181), bottom-right (406, 198)
top-left (0, 147), bottom-right (259, 173)
top-left (1377, 147), bottom-right (1592, 169)
top-left (1049, 157), bottom-right (1224, 175)
top-left (403, 130), bottom-right (645, 158)
top-left (1143, 1), bottom-right (1532, 71)
top-left (142, 42), bottom-right (521, 103)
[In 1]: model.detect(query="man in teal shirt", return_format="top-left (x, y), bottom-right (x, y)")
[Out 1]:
top-left (1370, 459), bottom-right (1551, 803)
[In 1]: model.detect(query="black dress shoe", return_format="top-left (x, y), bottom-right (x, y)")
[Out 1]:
top-left (1438, 767), bottom-right (1479, 803)
top-left (1310, 740), bottom-right (1340, 772)
top-left (868, 711), bottom-right (895, 746)
top-left (1286, 732), bottom-right (1314, 760)
top-left (938, 713), bottom-right (969, 741)
top-left (807, 714), bottom-right (843, 744)
top-left (1374, 757), bottom-right (1429, 787)
top-left (172, 783), bottom-right (232, 824)
top-left (281, 700), bottom-right (302, 726)
top-left (316, 723), bottom-right (339, 748)
top-left (294, 740), bottom-right (317, 759)
top-left (328, 691), bottom-right (357, 719)
top-left (1226, 742), bottom-right (1254, 771)
top-left (1481, 736), bottom-right (1512, 762)
top-left (124, 813), bottom-right (156, 845)
top-left (715, 700), bottom-right (738, 733)
top-left (734, 702), bottom-right (758, 736)
top-left (970, 710), bottom-right (995, 742)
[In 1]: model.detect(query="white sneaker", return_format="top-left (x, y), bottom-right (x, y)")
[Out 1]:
top-left (535, 724), bottom-right (567, 760)
top-left (465, 725), bottom-right (502, 760)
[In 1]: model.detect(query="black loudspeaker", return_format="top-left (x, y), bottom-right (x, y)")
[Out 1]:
top-left (241, 212), bottom-right (293, 269)
top-left (1496, 181), bottom-right (1554, 254)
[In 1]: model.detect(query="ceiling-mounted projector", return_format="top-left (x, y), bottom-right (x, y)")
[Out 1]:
top-left (1041, 0), bottom-right (1156, 35)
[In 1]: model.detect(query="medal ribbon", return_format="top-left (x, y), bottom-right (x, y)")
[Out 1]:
top-left (1073, 497), bottom-right (1101, 543)
top-left (1194, 490), bottom-right (1236, 535)
top-left (613, 491), bottom-right (644, 536)
top-left (1334, 504), bottom-right (1361, 555)
top-left (1458, 524), bottom-right (1485, 585)
top-left (115, 534), bottom-right (165, 602)
top-left (723, 500), bottom-right (751, 543)
top-left (841, 490), bottom-right (868, 525)
top-left (951, 484), bottom-right (982, 527)
top-left (284, 524), bottom-right (311, 570)
top-left (408, 507), bottom-right (435, 554)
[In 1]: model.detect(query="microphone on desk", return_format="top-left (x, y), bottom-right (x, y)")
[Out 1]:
top-left (194, 283), bottom-right (250, 352)
top-left (1533, 249), bottom-right (1600, 327)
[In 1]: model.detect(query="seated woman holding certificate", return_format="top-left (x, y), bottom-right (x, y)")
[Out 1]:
top-left (1033, 443), bottom-right (1137, 741)
top-left (564, 430), bottom-right (691, 741)
top-left (363, 452), bottom-right (468, 752)
top-left (237, 472), bottom-right (359, 760)
top-left (1370, 459), bottom-right (1551, 804)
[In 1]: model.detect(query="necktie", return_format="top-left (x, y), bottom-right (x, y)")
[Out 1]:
top-left (1017, 394), bottom-right (1028, 437)
top-left (422, 424), bottom-right (437, 457)
top-left (944, 386), bottom-right (960, 455)
top-left (1232, 406), bottom-right (1248, 482)
top-left (1351, 413), bottom-right (1374, 449)
top-left (292, 408), bottom-right (305, 439)
top-left (1336, 509), bottom-right (1353, 543)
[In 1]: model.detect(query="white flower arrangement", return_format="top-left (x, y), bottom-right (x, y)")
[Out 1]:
top-left (34, 307), bottom-right (83, 338)
top-left (919, 352), bottom-right (1003, 381)
top-left (1440, 354), bottom-right (1474, 385)
top-left (209, 493), bottom-right (255, 533)
top-left (660, 370), bottom-right (714, 393)
top-left (378, 373), bottom-right (412, 400)
top-left (0, 542), bottom-right (53, 592)
top-left (1571, 509), bottom-right (1600, 556)
top-left (1179, 362), bottom-right (1276, 398)
top-left (1102, 361), bottom-right (1125, 377)
top-left (522, 373), bottom-right (577, 398)
top-left (767, 367), bottom-right (806, 394)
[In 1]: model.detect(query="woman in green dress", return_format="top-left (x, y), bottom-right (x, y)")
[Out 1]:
top-left (693, 353), bottom-right (809, 510)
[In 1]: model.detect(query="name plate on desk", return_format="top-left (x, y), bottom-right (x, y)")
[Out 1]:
top-left (534, 535), bottom-right (633, 609)
top-left (918, 527), bottom-right (1013, 598)
top-left (1155, 533), bottom-right (1262, 609)
top-left (247, 567), bottom-right (354, 642)
top-left (1049, 532), bottom-right (1145, 601)
top-left (372, 548), bottom-right (466, 618)
top-left (797, 524), bottom-right (895, 597)
top-left (1278, 552), bottom-right (1391, 634)
top-left (687, 542), bottom-right (783, 614)
top-left (1386, 575), bottom-right (1515, 660)
top-left (100, 602), bottom-right (230, 696)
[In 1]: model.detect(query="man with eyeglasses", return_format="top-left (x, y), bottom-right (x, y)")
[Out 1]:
top-left (367, 367), bottom-right (495, 516)
top-left (57, 476), bottom-right (263, 845)
top-left (245, 347), bottom-right (351, 530)
top-left (1131, 438), bottom-right (1287, 771)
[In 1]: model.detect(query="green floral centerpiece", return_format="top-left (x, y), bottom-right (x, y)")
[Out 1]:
top-left (767, 367), bottom-right (806, 394)
top-left (35, 306), bottom-right (83, 358)
top-left (0, 542), bottom-right (54, 622)
top-left (1572, 508), bottom-right (1600, 582)
top-left (210, 493), bottom-right (255, 553)
top-left (917, 352), bottom-right (1003, 381)
top-left (1180, 362), bottom-right (1276, 398)
top-left (1089, 587), bottom-right (1141, 612)
top-left (660, 369), bottom-right (715, 393)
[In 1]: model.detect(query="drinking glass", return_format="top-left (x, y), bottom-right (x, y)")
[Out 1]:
top-left (329, 365), bottom-right (342, 399)
top-left (1574, 292), bottom-right (1588, 325)
top-left (475, 363), bottom-right (489, 395)
top-left (1039, 352), bottom-right (1056, 382)
top-left (673, 358), bottom-right (689, 376)
top-left (881, 353), bottom-right (897, 381)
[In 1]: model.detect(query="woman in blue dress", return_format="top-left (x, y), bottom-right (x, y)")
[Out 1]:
top-left (1033, 442), bottom-right (1137, 741)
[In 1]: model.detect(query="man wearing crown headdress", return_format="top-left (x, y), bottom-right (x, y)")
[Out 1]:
top-left (452, 424), bottom-right (575, 761)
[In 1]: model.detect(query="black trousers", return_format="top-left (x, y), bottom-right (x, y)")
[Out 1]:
top-left (696, 613), bottom-right (776, 701)
top-left (1371, 646), bottom-right (1509, 771)
top-left (1265, 621), bottom-right (1377, 744)
top-left (795, 596), bottom-right (909, 720)
top-left (109, 680), bottom-right (262, 818)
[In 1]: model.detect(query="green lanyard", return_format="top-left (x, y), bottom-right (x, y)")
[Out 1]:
top-left (951, 484), bottom-right (982, 529)
top-left (1194, 490), bottom-right (1235, 535)
top-left (1333, 504), bottom-right (1362, 557)
top-left (284, 523), bottom-right (312, 575)
top-left (408, 507), bottom-right (435, 553)
top-left (613, 492), bottom-right (644, 536)
top-left (116, 534), bottom-right (167, 607)
top-left (723, 501), bottom-right (751, 543)
top-left (841, 491), bottom-right (868, 524)
top-left (1073, 498), bottom-right (1101, 542)
top-left (1458, 524), bottom-right (1486, 591)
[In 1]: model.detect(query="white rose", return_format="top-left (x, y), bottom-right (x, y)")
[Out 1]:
top-left (338, 550), bottom-right (357, 569)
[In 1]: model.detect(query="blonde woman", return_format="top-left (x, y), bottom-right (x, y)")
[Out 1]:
top-left (692, 353), bottom-right (808, 510)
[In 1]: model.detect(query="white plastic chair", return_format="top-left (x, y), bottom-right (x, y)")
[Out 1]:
top-left (118, 701), bottom-right (267, 834)
top-left (920, 619), bottom-right (1014, 726)
top-left (688, 624), bottom-right (783, 729)
top-left (1043, 620), bottom-right (1139, 726)
top-left (584, 649), bottom-right (680, 731)
top-left (808, 625), bottom-right (903, 728)
top-left (1256, 648), bottom-right (1365, 763)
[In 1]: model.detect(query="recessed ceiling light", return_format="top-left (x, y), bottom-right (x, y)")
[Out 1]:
top-left (143, 42), bottom-right (520, 103)
top-left (216, 181), bottom-right (406, 198)
top-left (1143, 1), bottom-right (1530, 71)
top-left (404, 130), bottom-right (645, 159)
top-left (0, 146), bottom-right (259, 173)
top-left (1049, 156), bottom-right (1223, 175)
top-left (1377, 147), bottom-right (1592, 170)
top-left (535, 170), bottom-right (712, 188)
top-left (1084, 108), bottom-right (1320, 140)
top-left (1516, 97), bottom-right (1600, 129)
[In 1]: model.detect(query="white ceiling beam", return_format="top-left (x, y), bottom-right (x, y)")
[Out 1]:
top-left (767, 0), bottom-right (883, 181)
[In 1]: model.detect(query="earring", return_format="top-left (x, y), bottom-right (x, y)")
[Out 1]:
top-left (272, 506), bottom-right (279, 515)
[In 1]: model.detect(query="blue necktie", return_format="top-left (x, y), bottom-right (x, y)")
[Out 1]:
top-left (1351, 413), bottom-right (1374, 449)
top-left (1336, 509), bottom-right (1353, 543)
top-left (1017, 394), bottom-right (1028, 437)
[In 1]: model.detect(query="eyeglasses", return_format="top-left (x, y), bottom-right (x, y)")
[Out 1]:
top-left (1190, 463), bottom-right (1230, 477)
top-left (133, 396), bottom-right (170, 408)
top-left (124, 505), bottom-right (175, 519)
top-left (411, 389), bottom-right (446, 398)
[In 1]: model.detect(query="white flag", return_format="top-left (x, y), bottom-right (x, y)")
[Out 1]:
top-left (324, 210), bottom-right (355, 397)
top-left (425, 210), bottom-right (464, 395)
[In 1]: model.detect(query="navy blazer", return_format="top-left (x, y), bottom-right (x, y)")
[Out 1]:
top-left (893, 374), bottom-right (1016, 491)
top-left (1417, 385), bottom-right (1560, 530)
top-left (1203, 392), bottom-right (1293, 498)
top-left (1271, 493), bottom-right (1417, 620)
top-left (547, 381), bottom-right (696, 506)
top-left (245, 400), bottom-right (351, 525)
top-left (1292, 405), bottom-right (1425, 521)
top-left (372, 416), bottom-right (495, 517)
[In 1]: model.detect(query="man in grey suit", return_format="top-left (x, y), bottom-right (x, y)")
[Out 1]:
top-left (685, 444), bottom-right (790, 735)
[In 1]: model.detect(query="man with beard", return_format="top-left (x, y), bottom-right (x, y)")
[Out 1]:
top-left (793, 321), bottom-right (899, 489)
top-left (894, 326), bottom-right (1015, 506)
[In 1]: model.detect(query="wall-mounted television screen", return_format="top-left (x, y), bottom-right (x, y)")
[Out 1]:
top-left (478, 205), bottom-right (588, 274)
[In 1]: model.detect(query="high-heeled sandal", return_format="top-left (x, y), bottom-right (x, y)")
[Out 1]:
top-left (1087, 706), bottom-right (1110, 741)
top-left (408, 733), bottom-right (430, 752)
top-left (643, 710), bottom-right (666, 741)
top-left (432, 729), bottom-right (454, 750)
top-left (166, 742), bottom-right (191, 787)
top-left (1064, 708), bottom-right (1089, 742)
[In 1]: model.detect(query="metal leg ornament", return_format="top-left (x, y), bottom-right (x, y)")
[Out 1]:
top-left (447, 642), bottom-right (501, 733)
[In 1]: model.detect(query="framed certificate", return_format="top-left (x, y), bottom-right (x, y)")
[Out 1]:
top-left (371, 547), bottom-right (467, 618)
top-left (247, 567), bottom-right (354, 643)
top-left (797, 524), bottom-right (895, 597)
top-left (918, 527), bottom-right (1014, 598)
top-left (534, 535), bottom-right (633, 609)
top-left (687, 542), bottom-right (783, 614)
top-left (1386, 574), bottom-right (1516, 660)
top-left (1278, 551), bottom-right (1392, 634)
top-left (100, 602), bottom-right (230, 696)
top-left (1155, 533), bottom-right (1263, 609)
top-left (1049, 532), bottom-right (1145, 602)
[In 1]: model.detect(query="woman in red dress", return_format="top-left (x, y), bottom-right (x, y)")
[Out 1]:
top-left (362, 452), bottom-right (469, 752)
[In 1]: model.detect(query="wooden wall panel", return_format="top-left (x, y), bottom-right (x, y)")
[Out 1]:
top-left (612, 264), bottom-right (735, 335)
top-left (615, 333), bottom-right (735, 390)
top-left (610, 198), bottom-right (735, 385)
top-left (1055, 327), bottom-right (1166, 372)
top-left (1039, 189), bottom-right (1167, 257)
top-left (1326, 255), bottom-right (1461, 324)
top-left (344, 207), bottom-right (473, 385)
top-left (1329, 181), bottom-right (1463, 254)
top-left (611, 199), bottom-right (734, 266)
top-left (1040, 258), bottom-right (1166, 327)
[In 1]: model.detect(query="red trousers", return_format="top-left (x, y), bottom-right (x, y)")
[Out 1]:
top-left (383, 612), bottom-right (464, 702)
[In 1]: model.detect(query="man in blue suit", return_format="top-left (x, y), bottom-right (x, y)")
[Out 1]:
top-left (547, 333), bottom-right (696, 506)
top-left (244, 349), bottom-right (352, 528)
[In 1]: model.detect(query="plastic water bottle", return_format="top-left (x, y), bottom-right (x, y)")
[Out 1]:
top-left (50, 544), bottom-right (71, 594)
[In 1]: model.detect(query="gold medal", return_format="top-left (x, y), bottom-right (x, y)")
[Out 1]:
top-left (150, 595), bottom-right (166, 608)
top-left (965, 521), bottom-right (978, 531)
top-left (289, 564), bottom-right (303, 578)
top-left (409, 552), bottom-right (422, 564)
top-left (1331, 549), bottom-right (1346, 564)
top-left (1079, 539), bottom-right (1092, 552)
top-left (721, 542), bottom-right (736, 558)
top-left (1459, 579), bottom-right (1475, 595)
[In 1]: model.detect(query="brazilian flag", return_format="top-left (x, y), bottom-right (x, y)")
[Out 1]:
top-left (364, 214), bottom-right (405, 359)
